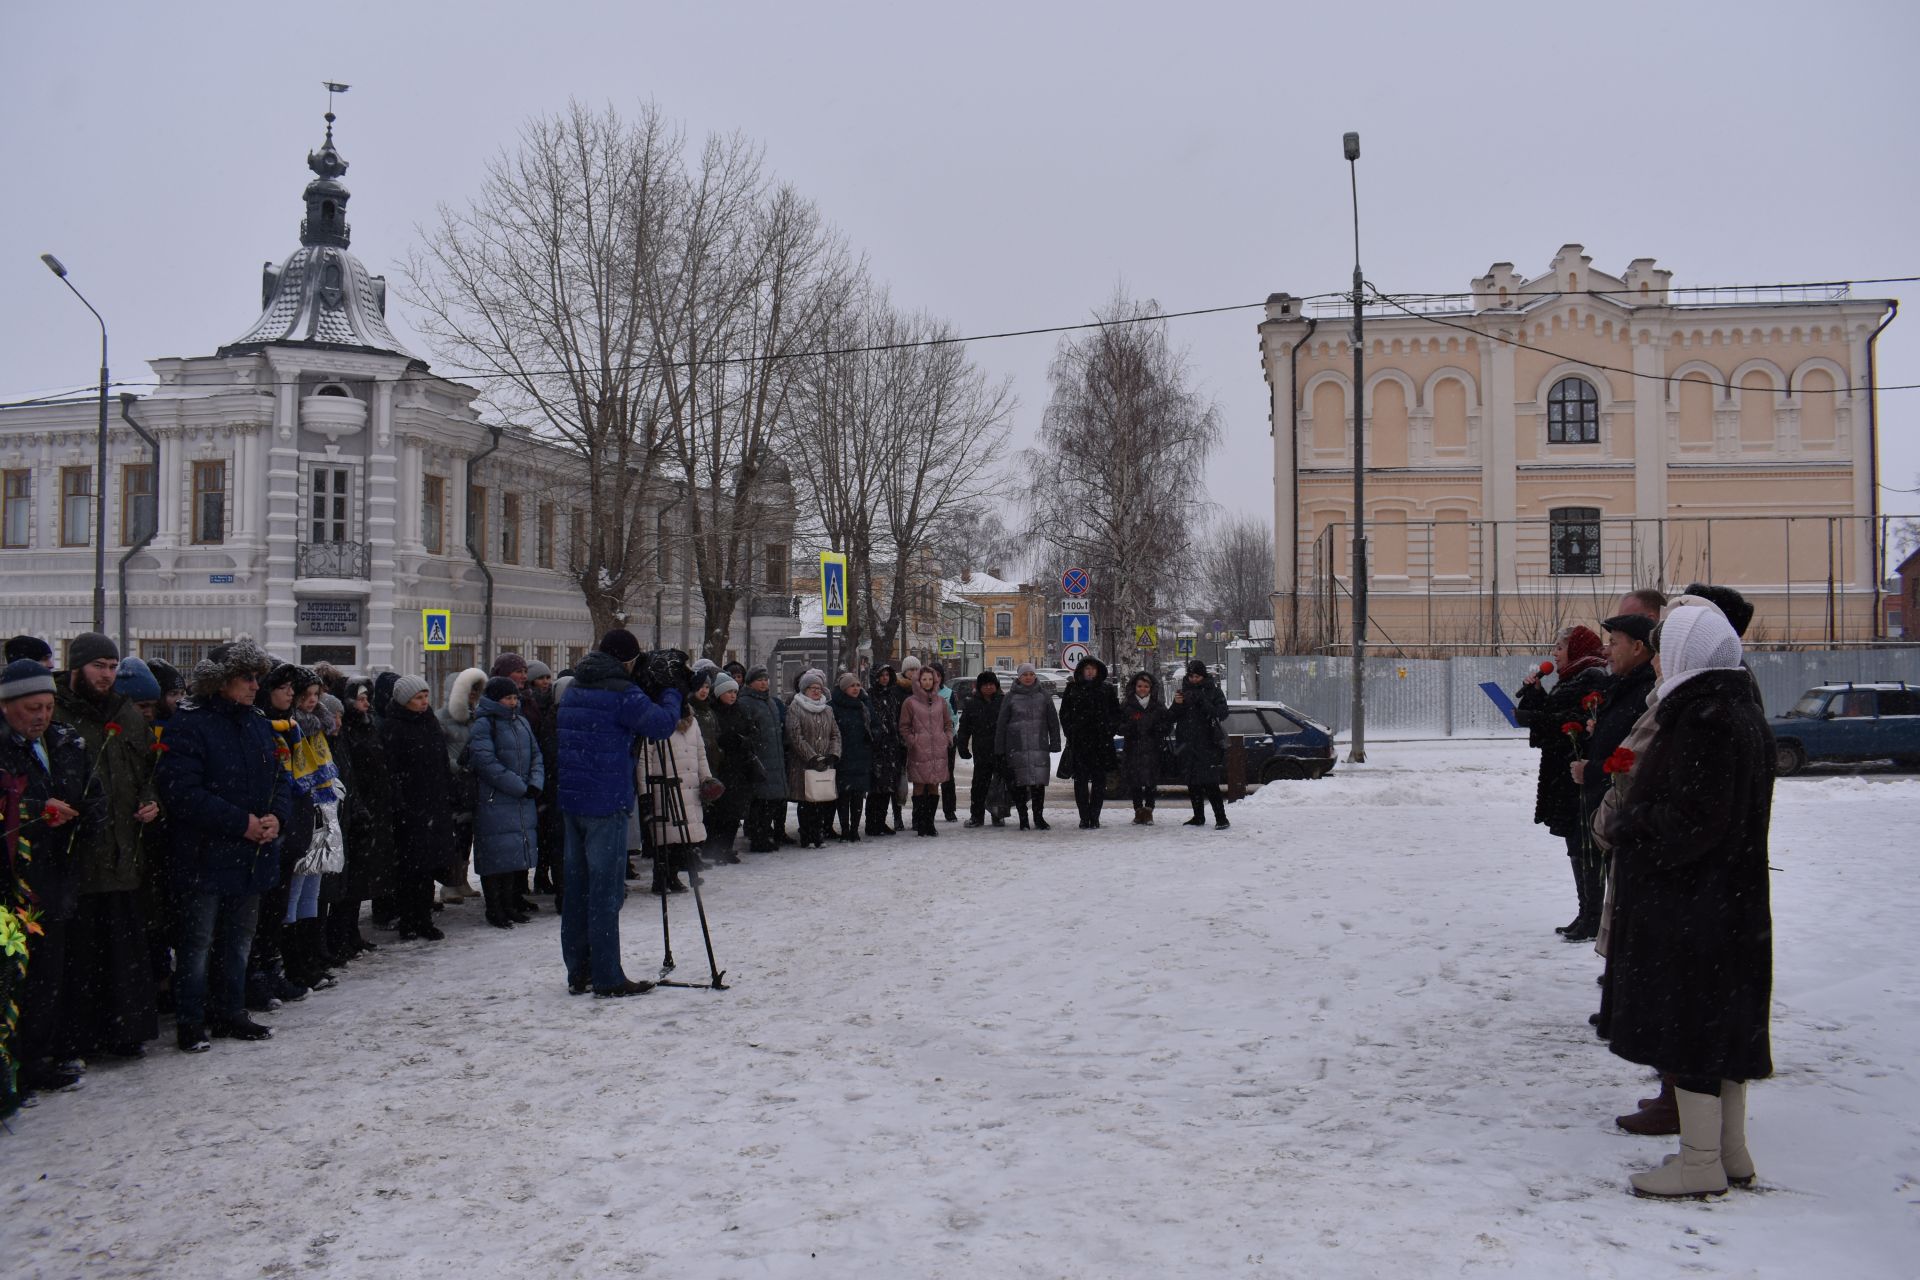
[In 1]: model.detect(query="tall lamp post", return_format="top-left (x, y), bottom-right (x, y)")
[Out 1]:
top-left (40, 253), bottom-right (109, 634)
top-left (1341, 133), bottom-right (1367, 764)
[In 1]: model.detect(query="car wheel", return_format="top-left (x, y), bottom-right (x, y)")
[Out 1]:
top-left (1261, 760), bottom-right (1303, 783)
top-left (1775, 740), bottom-right (1807, 777)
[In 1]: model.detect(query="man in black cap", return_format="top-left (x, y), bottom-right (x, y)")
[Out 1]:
top-left (554, 628), bottom-right (681, 997)
top-left (1563, 612), bottom-right (1657, 945)
top-left (5, 635), bottom-right (55, 669)
top-left (54, 633), bottom-right (162, 1059)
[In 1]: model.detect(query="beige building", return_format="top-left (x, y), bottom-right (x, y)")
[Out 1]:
top-left (1258, 246), bottom-right (1898, 653)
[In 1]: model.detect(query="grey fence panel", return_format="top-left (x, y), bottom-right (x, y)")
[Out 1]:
top-left (1259, 648), bottom-right (1920, 736)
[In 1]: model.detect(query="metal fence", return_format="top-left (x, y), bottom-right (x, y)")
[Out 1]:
top-left (1255, 647), bottom-right (1920, 737)
top-left (1288, 514), bottom-right (1901, 655)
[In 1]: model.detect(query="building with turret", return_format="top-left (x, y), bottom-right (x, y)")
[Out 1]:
top-left (0, 112), bottom-right (796, 681)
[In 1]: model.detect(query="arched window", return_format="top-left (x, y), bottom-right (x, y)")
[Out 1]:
top-left (1547, 376), bottom-right (1600, 444)
top-left (1549, 507), bottom-right (1602, 576)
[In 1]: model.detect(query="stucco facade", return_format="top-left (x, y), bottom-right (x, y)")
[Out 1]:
top-left (956, 571), bottom-right (1049, 670)
top-left (1258, 245), bottom-right (1897, 652)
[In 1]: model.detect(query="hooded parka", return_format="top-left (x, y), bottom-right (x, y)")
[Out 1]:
top-left (1169, 670), bottom-right (1230, 787)
top-left (1058, 658), bottom-right (1119, 776)
top-left (379, 699), bottom-right (457, 876)
top-left (1117, 671), bottom-right (1171, 791)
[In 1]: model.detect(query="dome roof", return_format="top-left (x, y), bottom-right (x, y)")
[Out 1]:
top-left (218, 111), bottom-right (418, 363)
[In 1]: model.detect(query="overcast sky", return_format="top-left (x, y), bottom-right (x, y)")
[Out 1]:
top-left (5, 0), bottom-right (1917, 539)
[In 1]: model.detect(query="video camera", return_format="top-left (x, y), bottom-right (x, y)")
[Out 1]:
top-left (637, 647), bottom-right (698, 702)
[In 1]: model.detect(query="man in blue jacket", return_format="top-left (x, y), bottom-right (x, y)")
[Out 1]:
top-left (155, 639), bottom-right (290, 1051)
top-left (556, 629), bottom-right (681, 997)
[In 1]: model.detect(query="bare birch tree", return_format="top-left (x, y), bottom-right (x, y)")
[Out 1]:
top-left (1019, 294), bottom-right (1222, 669)
top-left (402, 100), bottom-right (676, 637)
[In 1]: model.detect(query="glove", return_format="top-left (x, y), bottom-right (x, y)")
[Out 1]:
top-left (699, 778), bottom-right (725, 803)
top-left (524, 783), bottom-right (543, 802)
top-left (957, 745), bottom-right (971, 760)
top-left (810, 756), bottom-right (833, 771)
top-left (824, 754), bottom-right (839, 769)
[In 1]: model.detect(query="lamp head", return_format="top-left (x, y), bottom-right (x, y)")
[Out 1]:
top-left (39, 253), bottom-right (68, 278)
top-left (1342, 132), bottom-right (1361, 162)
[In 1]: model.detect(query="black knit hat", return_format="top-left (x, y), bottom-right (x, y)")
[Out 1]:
top-left (483, 676), bottom-right (520, 702)
top-left (4, 635), bottom-right (52, 664)
top-left (597, 628), bottom-right (642, 664)
top-left (146, 657), bottom-right (184, 694)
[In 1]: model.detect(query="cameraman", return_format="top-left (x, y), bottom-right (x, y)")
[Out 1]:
top-left (555, 629), bottom-right (682, 998)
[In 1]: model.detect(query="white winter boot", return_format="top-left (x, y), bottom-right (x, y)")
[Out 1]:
top-left (1719, 1079), bottom-right (1754, 1187)
top-left (1629, 1087), bottom-right (1729, 1199)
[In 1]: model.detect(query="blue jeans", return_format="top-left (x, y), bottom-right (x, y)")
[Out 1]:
top-left (560, 811), bottom-right (633, 990)
top-left (283, 873), bottom-right (322, 923)
top-left (175, 891), bottom-right (261, 1028)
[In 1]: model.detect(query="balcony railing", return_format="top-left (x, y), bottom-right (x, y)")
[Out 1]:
top-left (297, 540), bottom-right (370, 579)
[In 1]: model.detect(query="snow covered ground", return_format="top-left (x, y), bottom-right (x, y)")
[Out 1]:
top-left (5, 740), bottom-right (1918, 1278)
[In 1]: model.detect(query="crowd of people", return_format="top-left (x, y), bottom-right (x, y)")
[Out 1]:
top-left (1514, 581), bottom-right (1775, 1200)
top-left (0, 623), bottom-right (1235, 1116)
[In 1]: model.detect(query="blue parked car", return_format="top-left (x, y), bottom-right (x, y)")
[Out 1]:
top-left (1110, 698), bottom-right (1336, 794)
top-left (1768, 682), bottom-right (1920, 775)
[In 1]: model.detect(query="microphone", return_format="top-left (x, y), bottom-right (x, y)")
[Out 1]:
top-left (1537, 661), bottom-right (1555, 675)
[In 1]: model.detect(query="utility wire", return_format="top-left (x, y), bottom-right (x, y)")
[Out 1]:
top-left (1364, 286), bottom-right (1917, 395)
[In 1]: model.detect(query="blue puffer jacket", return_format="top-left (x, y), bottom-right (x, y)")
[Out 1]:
top-left (468, 697), bottom-right (545, 875)
top-left (555, 651), bottom-right (681, 817)
top-left (157, 694), bottom-right (293, 895)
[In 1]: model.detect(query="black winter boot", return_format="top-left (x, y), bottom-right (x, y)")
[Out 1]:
top-left (482, 875), bottom-right (513, 929)
top-left (1211, 794), bottom-right (1230, 830)
top-left (1030, 788), bottom-right (1049, 831)
top-left (1184, 796), bottom-right (1207, 826)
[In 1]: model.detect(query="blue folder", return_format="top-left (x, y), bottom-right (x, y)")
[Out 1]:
top-left (1479, 682), bottom-right (1521, 729)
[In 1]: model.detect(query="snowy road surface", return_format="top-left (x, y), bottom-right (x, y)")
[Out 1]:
top-left (4, 740), bottom-right (1918, 1278)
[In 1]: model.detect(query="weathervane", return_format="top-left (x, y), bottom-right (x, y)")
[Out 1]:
top-left (323, 80), bottom-right (350, 135)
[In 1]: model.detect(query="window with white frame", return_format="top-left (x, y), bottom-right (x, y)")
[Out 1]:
top-left (1549, 507), bottom-right (1602, 576)
top-left (310, 466), bottom-right (351, 543)
top-left (2, 471), bottom-right (29, 548)
top-left (1547, 377), bottom-right (1600, 444)
top-left (60, 466), bottom-right (92, 546)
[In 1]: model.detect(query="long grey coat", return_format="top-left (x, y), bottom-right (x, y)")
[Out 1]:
top-left (784, 694), bottom-right (842, 798)
top-left (995, 679), bottom-right (1062, 787)
top-left (738, 687), bottom-right (788, 800)
top-left (468, 697), bottom-right (545, 876)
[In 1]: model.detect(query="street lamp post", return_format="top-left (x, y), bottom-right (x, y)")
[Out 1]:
top-left (1341, 133), bottom-right (1367, 765)
top-left (40, 253), bottom-right (109, 633)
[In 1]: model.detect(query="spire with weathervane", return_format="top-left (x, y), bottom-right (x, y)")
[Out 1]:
top-left (301, 87), bottom-right (353, 249)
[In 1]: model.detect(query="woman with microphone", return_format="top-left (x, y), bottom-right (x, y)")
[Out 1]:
top-left (1514, 625), bottom-right (1612, 940)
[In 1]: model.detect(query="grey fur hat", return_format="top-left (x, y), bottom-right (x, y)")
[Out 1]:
top-left (188, 637), bottom-right (274, 700)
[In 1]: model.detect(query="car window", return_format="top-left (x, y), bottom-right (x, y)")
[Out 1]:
top-left (1262, 708), bottom-right (1304, 735)
top-left (1788, 693), bottom-right (1830, 718)
top-left (1880, 690), bottom-right (1920, 716)
top-left (1835, 691), bottom-right (1876, 718)
top-left (1224, 710), bottom-right (1268, 738)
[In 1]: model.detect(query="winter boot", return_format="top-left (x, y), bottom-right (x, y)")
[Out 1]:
top-left (1030, 789), bottom-right (1049, 831)
top-left (1015, 791), bottom-right (1030, 830)
top-left (514, 872), bottom-right (540, 914)
top-left (210, 1015), bottom-right (274, 1042)
top-left (1720, 1080), bottom-right (1755, 1187)
top-left (1560, 854), bottom-right (1596, 940)
top-left (1132, 804), bottom-right (1148, 825)
top-left (1211, 795), bottom-right (1230, 830)
top-left (925, 794), bottom-right (941, 837)
top-left (1617, 1076), bottom-right (1679, 1136)
top-left (1629, 1088), bottom-right (1729, 1199)
top-left (1184, 796), bottom-right (1206, 826)
top-left (482, 875), bottom-right (513, 929)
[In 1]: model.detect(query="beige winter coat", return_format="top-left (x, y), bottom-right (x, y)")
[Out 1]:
top-left (639, 717), bottom-right (714, 846)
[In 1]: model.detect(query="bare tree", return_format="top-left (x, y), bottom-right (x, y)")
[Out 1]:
top-left (786, 299), bottom-right (1014, 665)
top-left (1196, 513), bottom-right (1273, 633)
top-left (403, 100), bottom-right (677, 637)
top-left (640, 141), bottom-right (858, 660)
top-left (1019, 293), bottom-right (1222, 669)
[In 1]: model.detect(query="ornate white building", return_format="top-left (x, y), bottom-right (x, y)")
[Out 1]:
top-left (0, 115), bottom-right (797, 680)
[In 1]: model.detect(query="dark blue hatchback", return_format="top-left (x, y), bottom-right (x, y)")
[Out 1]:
top-left (1768, 682), bottom-right (1920, 775)
top-left (1110, 698), bottom-right (1337, 794)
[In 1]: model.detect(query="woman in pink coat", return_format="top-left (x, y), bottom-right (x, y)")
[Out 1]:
top-left (898, 666), bottom-right (955, 837)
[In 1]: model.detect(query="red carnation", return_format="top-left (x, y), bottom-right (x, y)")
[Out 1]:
top-left (1560, 721), bottom-right (1583, 736)
top-left (1603, 747), bottom-right (1635, 775)
top-left (103, 721), bottom-right (123, 736)
top-left (1581, 692), bottom-right (1603, 713)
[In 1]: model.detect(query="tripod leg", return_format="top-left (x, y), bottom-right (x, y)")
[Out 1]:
top-left (658, 855), bottom-right (675, 975)
top-left (686, 867), bottom-right (726, 990)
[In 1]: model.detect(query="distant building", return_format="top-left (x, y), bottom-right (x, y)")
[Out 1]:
top-left (955, 570), bottom-right (1048, 670)
top-left (0, 113), bottom-right (795, 677)
top-left (1887, 549), bottom-right (1920, 639)
top-left (1258, 246), bottom-right (1898, 653)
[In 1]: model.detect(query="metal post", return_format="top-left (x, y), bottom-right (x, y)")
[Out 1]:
top-left (1342, 131), bottom-right (1367, 763)
top-left (40, 254), bottom-right (108, 631)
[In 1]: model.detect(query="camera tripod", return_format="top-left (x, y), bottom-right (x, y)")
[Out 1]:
top-left (645, 735), bottom-right (729, 991)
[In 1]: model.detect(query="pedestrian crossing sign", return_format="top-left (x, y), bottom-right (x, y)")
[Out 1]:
top-left (937, 636), bottom-right (957, 656)
top-left (1175, 634), bottom-right (1196, 658)
top-left (819, 552), bottom-right (849, 627)
top-left (1134, 625), bottom-right (1158, 649)
top-left (423, 609), bottom-right (451, 651)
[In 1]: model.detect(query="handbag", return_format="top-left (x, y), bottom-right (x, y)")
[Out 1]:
top-left (803, 768), bottom-right (837, 803)
top-left (296, 800), bottom-right (348, 876)
top-left (986, 773), bottom-right (1012, 821)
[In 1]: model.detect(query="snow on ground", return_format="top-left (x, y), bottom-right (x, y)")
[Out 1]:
top-left (5, 741), bottom-right (1919, 1278)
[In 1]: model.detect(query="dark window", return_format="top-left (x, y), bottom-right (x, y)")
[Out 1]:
top-left (501, 492), bottom-right (521, 564)
top-left (299, 644), bottom-right (356, 667)
top-left (537, 502), bottom-right (555, 569)
top-left (1878, 689), bottom-right (1920, 716)
top-left (310, 466), bottom-right (350, 543)
top-left (764, 543), bottom-right (788, 591)
top-left (995, 611), bottom-right (1013, 638)
top-left (60, 467), bottom-right (92, 547)
top-left (467, 485), bottom-right (486, 555)
top-left (1547, 376), bottom-right (1600, 444)
top-left (1549, 507), bottom-right (1602, 576)
top-left (1224, 710), bottom-right (1269, 738)
top-left (122, 464), bottom-right (156, 545)
top-left (421, 475), bottom-right (445, 553)
top-left (1261, 709), bottom-right (1305, 735)
top-left (193, 461), bottom-right (226, 544)
top-left (141, 639), bottom-right (221, 669)
top-left (3, 470), bottom-right (30, 548)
